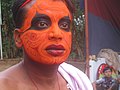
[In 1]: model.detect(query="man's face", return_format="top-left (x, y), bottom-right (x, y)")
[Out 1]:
top-left (17, 0), bottom-right (72, 64)
top-left (103, 69), bottom-right (112, 77)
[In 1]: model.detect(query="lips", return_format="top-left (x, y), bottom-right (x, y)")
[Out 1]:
top-left (46, 44), bottom-right (65, 56)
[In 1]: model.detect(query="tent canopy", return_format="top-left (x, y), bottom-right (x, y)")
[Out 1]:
top-left (86, 0), bottom-right (120, 55)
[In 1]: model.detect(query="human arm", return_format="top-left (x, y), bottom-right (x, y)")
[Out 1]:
top-left (92, 78), bottom-right (104, 90)
top-left (92, 82), bottom-right (97, 90)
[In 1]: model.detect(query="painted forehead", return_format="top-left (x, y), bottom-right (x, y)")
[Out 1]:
top-left (20, 0), bottom-right (71, 31)
top-left (35, 0), bottom-right (71, 20)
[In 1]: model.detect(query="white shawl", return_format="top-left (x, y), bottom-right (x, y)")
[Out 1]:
top-left (58, 62), bottom-right (93, 90)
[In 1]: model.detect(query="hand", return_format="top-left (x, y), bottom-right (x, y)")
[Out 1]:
top-left (107, 88), bottom-right (112, 90)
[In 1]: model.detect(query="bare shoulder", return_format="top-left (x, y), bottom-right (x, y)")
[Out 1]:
top-left (0, 76), bottom-right (18, 90)
top-left (0, 62), bottom-right (32, 90)
top-left (0, 63), bottom-right (22, 90)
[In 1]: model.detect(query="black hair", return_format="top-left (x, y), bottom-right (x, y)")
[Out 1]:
top-left (12, 0), bottom-right (74, 28)
top-left (12, 0), bottom-right (27, 28)
top-left (103, 66), bottom-right (112, 73)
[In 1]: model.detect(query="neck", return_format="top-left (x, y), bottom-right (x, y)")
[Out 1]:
top-left (21, 58), bottom-right (60, 86)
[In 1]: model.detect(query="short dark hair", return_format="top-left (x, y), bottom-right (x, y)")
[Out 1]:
top-left (103, 66), bottom-right (112, 73)
top-left (12, 0), bottom-right (74, 28)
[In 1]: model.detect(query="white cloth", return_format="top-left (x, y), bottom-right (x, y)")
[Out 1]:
top-left (58, 62), bottom-right (93, 90)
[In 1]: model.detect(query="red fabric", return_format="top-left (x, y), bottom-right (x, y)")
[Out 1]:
top-left (20, 0), bottom-right (31, 8)
top-left (88, 0), bottom-right (120, 29)
top-left (97, 64), bottom-right (114, 79)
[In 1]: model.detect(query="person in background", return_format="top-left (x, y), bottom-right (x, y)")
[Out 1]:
top-left (93, 66), bottom-right (119, 90)
top-left (116, 72), bottom-right (120, 90)
top-left (0, 0), bottom-right (93, 90)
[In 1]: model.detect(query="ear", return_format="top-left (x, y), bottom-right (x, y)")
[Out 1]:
top-left (14, 29), bottom-right (23, 48)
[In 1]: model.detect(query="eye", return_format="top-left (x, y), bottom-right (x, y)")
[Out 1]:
top-left (30, 16), bottom-right (51, 30)
top-left (59, 21), bottom-right (70, 32)
top-left (59, 22), bottom-right (69, 30)
top-left (58, 17), bottom-right (71, 32)
top-left (36, 21), bottom-right (48, 29)
top-left (32, 19), bottom-right (50, 30)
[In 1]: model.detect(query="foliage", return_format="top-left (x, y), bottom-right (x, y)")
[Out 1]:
top-left (69, 0), bottom-right (85, 61)
top-left (1, 0), bottom-right (22, 58)
top-left (1, 0), bottom-right (85, 61)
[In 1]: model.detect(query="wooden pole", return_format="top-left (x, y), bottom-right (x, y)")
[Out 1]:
top-left (84, 0), bottom-right (90, 77)
top-left (0, 0), bottom-right (3, 59)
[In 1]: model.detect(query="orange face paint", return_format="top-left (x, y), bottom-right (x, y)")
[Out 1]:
top-left (19, 0), bottom-right (72, 64)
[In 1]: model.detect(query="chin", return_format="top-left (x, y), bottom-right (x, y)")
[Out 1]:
top-left (31, 56), bottom-right (67, 65)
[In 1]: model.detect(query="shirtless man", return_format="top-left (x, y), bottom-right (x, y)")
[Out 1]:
top-left (0, 0), bottom-right (93, 90)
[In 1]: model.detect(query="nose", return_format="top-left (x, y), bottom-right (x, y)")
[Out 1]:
top-left (48, 25), bottom-right (63, 40)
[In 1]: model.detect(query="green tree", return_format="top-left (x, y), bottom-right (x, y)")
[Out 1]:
top-left (1, 0), bottom-right (22, 58)
top-left (69, 0), bottom-right (85, 61)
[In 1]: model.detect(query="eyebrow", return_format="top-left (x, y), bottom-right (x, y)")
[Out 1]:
top-left (32, 13), bottom-right (51, 20)
top-left (27, 13), bottom-right (52, 30)
top-left (62, 16), bottom-right (71, 20)
top-left (27, 13), bottom-right (71, 31)
top-left (59, 16), bottom-right (71, 23)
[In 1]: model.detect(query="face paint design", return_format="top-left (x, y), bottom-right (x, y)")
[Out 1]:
top-left (19, 0), bottom-right (72, 64)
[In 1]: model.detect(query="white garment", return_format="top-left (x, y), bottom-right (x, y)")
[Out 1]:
top-left (58, 62), bottom-right (93, 90)
top-left (119, 85), bottom-right (120, 90)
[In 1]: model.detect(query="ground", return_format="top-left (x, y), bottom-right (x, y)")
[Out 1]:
top-left (0, 59), bottom-right (86, 72)
top-left (0, 58), bottom-right (21, 71)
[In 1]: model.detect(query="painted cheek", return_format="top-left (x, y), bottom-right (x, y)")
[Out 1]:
top-left (20, 31), bottom-right (46, 59)
top-left (21, 31), bottom-right (43, 48)
top-left (61, 32), bottom-right (72, 63)
top-left (66, 32), bottom-right (72, 48)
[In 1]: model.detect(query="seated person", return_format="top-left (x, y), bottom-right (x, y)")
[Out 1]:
top-left (93, 66), bottom-right (119, 90)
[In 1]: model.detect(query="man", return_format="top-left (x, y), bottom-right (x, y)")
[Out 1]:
top-left (0, 0), bottom-right (93, 90)
top-left (93, 66), bottom-right (119, 90)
